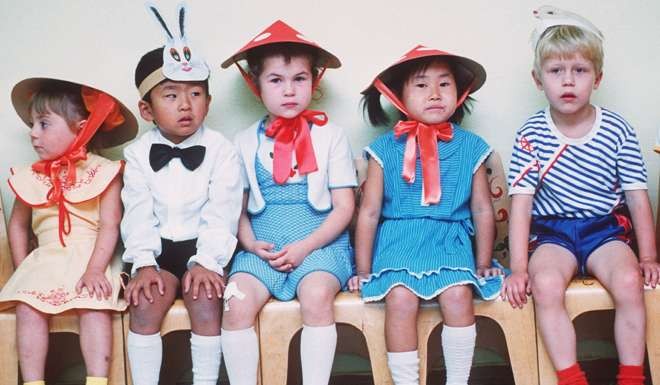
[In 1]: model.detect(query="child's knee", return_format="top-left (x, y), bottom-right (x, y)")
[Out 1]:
top-left (530, 273), bottom-right (566, 304)
top-left (611, 269), bottom-right (644, 302)
top-left (386, 286), bottom-right (419, 315)
top-left (439, 285), bottom-right (473, 310)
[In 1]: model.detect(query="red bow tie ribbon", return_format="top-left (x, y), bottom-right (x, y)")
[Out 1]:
top-left (265, 110), bottom-right (328, 184)
top-left (31, 87), bottom-right (124, 246)
top-left (394, 120), bottom-right (453, 205)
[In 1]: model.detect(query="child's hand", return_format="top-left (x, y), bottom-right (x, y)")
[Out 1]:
top-left (76, 269), bottom-right (112, 300)
top-left (250, 240), bottom-right (286, 262)
top-left (501, 271), bottom-right (531, 309)
top-left (183, 264), bottom-right (226, 300)
top-left (639, 260), bottom-right (660, 288)
top-left (477, 266), bottom-right (504, 278)
top-left (124, 266), bottom-right (164, 306)
top-left (348, 273), bottom-right (370, 292)
top-left (269, 240), bottom-right (311, 272)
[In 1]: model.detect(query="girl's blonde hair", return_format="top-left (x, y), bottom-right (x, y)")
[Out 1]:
top-left (534, 25), bottom-right (604, 77)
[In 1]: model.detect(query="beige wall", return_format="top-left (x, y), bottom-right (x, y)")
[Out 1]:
top-left (1, 0), bottom-right (658, 219)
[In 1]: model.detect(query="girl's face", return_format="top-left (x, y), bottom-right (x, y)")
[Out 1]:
top-left (401, 61), bottom-right (458, 125)
top-left (258, 55), bottom-right (313, 120)
top-left (29, 108), bottom-right (81, 160)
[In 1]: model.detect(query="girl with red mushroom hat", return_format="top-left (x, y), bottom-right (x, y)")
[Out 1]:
top-left (220, 20), bottom-right (356, 385)
top-left (350, 45), bottom-right (504, 385)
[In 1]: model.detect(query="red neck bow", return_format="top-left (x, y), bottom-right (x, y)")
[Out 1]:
top-left (265, 109), bottom-right (328, 184)
top-left (31, 87), bottom-right (124, 246)
top-left (393, 120), bottom-right (453, 204)
top-left (373, 78), bottom-right (474, 205)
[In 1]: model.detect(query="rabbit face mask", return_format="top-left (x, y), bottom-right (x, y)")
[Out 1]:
top-left (139, 2), bottom-right (209, 97)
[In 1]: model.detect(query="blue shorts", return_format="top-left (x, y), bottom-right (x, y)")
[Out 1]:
top-left (529, 208), bottom-right (632, 275)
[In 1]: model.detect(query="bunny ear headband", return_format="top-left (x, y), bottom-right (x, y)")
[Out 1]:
top-left (138, 2), bottom-right (210, 98)
top-left (530, 5), bottom-right (604, 49)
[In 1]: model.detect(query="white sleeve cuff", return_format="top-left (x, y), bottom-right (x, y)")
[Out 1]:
top-left (622, 182), bottom-right (648, 191)
top-left (508, 186), bottom-right (536, 196)
top-left (187, 254), bottom-right (224, 276)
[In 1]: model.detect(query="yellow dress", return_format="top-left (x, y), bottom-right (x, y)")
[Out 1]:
top-left (0, 154), bottom-right (127, 313)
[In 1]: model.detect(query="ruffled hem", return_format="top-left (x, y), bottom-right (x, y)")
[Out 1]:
top-left (361, 265), bottom-right (503, 302)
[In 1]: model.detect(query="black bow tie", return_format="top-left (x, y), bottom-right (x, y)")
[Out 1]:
top-left (149, 143), bottom-right (206, 172)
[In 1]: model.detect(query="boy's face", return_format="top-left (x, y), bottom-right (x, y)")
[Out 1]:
top-left (533, 52), bottom-right (602, 118)
top-left (257, 55), bottom-right (313, 120)
top-left (402, 61), bottom-right (458, 125)
top-left (138, 80), bottom-right (211, 144)
top-left (29, 108), bottom-right (82, 161)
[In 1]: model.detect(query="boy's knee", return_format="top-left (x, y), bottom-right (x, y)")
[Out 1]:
top-left (530, 273), bottom-right (565, 304)
top-left (612, 269), bottom-right (643, 301)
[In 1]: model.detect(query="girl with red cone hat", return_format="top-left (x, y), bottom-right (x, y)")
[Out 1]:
top-left (220, 20), bottom-right (356, 385)
top-left (0, 77), bottom-right (137, 385)
top-left (350, 45), bottom-right (504, 385)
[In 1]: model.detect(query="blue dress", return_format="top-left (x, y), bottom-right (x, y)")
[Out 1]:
top-left (229, 149), bottom-right (354, 301)
top-left (361, 127), bottom-right (503, 302)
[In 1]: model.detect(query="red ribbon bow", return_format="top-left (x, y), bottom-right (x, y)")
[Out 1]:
top-left (394, 121), bottom-right (453, 205)
top-left (31, 87), bottom-right (124, 246)
top-left (373, 78), bottom-right (463, 205)
top-left (265, 110), bottom-right (328, 184)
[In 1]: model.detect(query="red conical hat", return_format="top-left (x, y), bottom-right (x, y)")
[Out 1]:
top-left (221, 20), bottom-right (340, 69)
top-left (363, 45), bottom-right (486, 95)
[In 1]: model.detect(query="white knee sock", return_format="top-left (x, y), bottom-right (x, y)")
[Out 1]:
top-left (387, 350), bottom-right (420, 385)
top-left (221, 327), bottom-right (259, 385)
top-left (190, 333), bottom-right (222, 385)
top-left (127, 331), bottom-right (162, 385)
top-left (441, 324), bottom-right (476, 385)
top-left (300, 324), bottom-right (337, 385)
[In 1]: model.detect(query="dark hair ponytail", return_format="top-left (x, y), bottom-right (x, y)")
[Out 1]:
top-left (361, 86), bottom-right (391, 127)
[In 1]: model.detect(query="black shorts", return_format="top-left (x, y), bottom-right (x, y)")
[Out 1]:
top-left (124, 238), bottom-right (197, 297)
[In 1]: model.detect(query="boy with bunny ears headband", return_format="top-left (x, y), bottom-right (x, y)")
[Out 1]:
top-left (121, 3), bottom-right (242, 385)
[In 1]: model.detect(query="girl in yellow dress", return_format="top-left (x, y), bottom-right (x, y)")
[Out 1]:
top-left (0, 78), bottom-right (137, 385)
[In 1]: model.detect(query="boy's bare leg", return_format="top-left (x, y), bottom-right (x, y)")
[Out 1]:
top-left (529, 244), bottom-right (578, 370)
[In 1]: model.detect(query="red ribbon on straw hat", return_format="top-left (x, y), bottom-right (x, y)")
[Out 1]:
top-left (31, 87), bottom-right (124, 246)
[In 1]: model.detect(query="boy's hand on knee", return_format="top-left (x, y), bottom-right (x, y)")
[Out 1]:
top-left (76, 269), bottom-right (112, 301)
top-left (125, 266), bottom-right (164, 306)
top-left (184, 264), bottom-right (225, 300)
top-left (639, 260), bottom-right (660, 288)
top-left (501, 272), bottom-right (530, 308)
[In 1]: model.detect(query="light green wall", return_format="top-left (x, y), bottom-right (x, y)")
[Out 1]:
top-left (1, 0), bottom-right (658, 219)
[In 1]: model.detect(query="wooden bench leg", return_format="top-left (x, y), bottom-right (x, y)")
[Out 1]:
top-left (363, 303), bottom-right (393, 385)
top-left (487, 302), bottom-right (539, 385)
top-left (0, 311), bottom-right (18, 385)
top-left (644, 288), bottom-right (659, 385)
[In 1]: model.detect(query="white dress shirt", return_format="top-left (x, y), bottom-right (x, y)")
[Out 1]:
top-left (121, 125), bottom-right (243, 275)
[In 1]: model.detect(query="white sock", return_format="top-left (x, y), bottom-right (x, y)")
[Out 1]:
top-left (127, 331), bottom-right (162, 385)
top-left (300, 324), bottom-right (337, 385)
top-left (387, 350), bottom-right (420, 385)
top-left (441, 324), bottom-right (476, 385)
top-left (221, 327), bottom-right (259, 385)
top-left (190, 333), bottom-right (222, 385)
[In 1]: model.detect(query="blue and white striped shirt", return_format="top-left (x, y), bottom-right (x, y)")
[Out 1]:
top-left (507, 106), bottom-right (647, 218)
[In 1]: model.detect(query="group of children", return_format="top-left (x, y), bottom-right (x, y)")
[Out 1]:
top-left (0, 4), bottom-right (657, 385)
